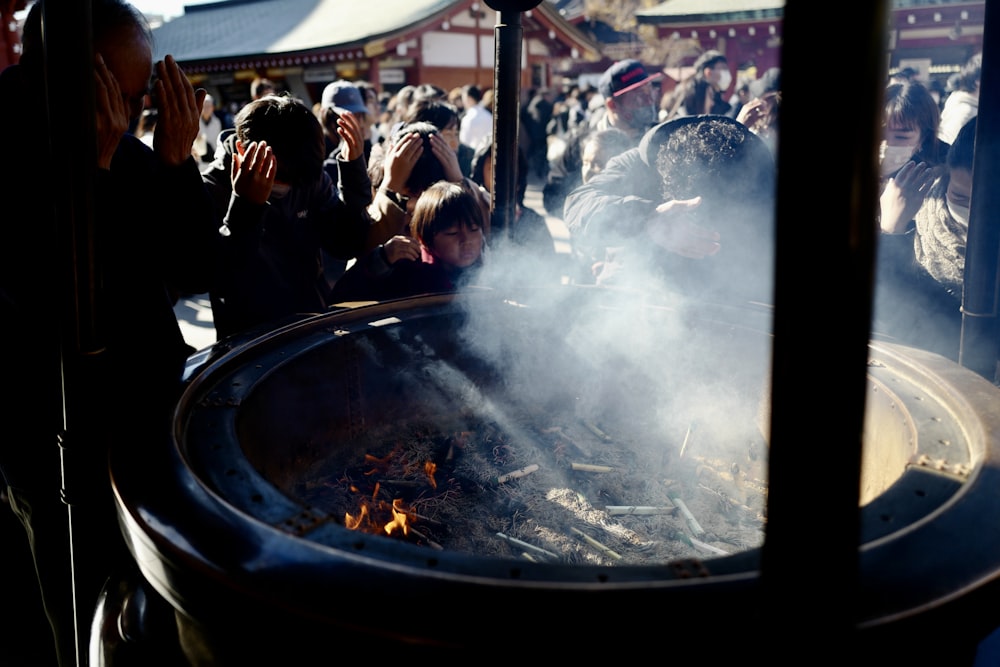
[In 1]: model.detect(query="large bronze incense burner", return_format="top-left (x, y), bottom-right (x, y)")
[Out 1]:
top-left (109, 287), bottom-right (1000, 663)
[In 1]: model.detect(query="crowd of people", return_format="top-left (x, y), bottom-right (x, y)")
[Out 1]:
top-left (0, 0), bottom-right (988, 663)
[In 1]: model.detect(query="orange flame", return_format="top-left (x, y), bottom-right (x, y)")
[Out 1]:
top-left (384, 498), bottom-right (409, 536)
top-left (345, 503), bottom-right (369, 530)
top-left (424, 461), bottom-right (437, 489)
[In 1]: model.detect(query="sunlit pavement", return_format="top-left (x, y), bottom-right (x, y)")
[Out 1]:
top-left (174, 292), bottom-right (216, 352)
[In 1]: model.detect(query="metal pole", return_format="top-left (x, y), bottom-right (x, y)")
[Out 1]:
top-left (485, 0), bottom-right (541, 239)
top-left (44, 0), bottom-right (103, 663)
top-left (959, 0), bottom-right (1000, 382)
top-left (764, 0), bottom-right (887, 659)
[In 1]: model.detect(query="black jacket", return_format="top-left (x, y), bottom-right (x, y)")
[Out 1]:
top-left (202, 130), bottom-right (372, 338)
top-left (0, 62), bottom-right (219, 490)
top-left (562, 116), bottom-right (776, 302)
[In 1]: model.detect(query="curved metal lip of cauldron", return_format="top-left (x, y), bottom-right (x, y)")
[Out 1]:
top-left (111, 286), bottom-right (1000, 645)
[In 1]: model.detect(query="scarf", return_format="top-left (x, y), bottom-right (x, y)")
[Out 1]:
top-left (913, 175), bottom-right (966, 298)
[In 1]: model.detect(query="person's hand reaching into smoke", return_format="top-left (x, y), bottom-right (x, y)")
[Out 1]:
top-left (644, 196), bottom-right (722, 258)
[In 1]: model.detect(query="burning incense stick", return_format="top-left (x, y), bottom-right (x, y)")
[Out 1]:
top-left (496, 533), bottom-right (560, 560)
top-left (570, 462), bottom-right (616, 473)
top-left (495, 463), bottom-right (540, 484)
top-left (570, 527), bottom-right (622, 560)
top-left (670, 496), bottom-right (705, 536)
top-left (605, 505), bottom-right (676, 516)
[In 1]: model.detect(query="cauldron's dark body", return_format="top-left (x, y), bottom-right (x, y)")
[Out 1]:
top-left (110, 287), bottom-right (1000, 663)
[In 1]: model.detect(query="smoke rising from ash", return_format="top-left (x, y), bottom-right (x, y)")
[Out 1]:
top-left (452, 243), bottom-right (776, 487)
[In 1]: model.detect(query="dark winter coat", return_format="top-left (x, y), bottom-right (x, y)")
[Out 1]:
top-left (329, 246), bottom-right (480, 303)
top-left (562, 116), bottom-right (776, 302)
top-left (0, 61), bottom-right (220, 494)
top-left (202, 130), bottom-right (372, 338)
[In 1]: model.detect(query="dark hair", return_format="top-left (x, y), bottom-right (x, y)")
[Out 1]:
top-left (410, 180), bottom-right (486, 248)
top-left (355, 80), bottom-right (378, 107)
top-left (403, 98), bottom-right (460, 132)
top-left (956, 52), bottom-right (983, 93)
top-left (469, 133), bottom-right (527, 204)
top-left (388, 85), bottom-right (417, 125)
top-left (234, 94), bottom-right (324, 186)
top-left (21, 0), bottom-right (151, 69)
top-left (653, 117), bottom-right (776, 296)
top-left (413, 83), bottom-right (447, 103)
top-left (692, 50), bottom-right (728, 78)
top-left (319, 105), bottom-right (341, 137)
top-left (251, 77), bottom-right (276, 99)
top-left (655, 118), bottom-right (773, 202)
top-left (883, 81), bottom-right (940, 155)
top-left (390, 121), bottom-right (448, 194)
top-left (948, 117), bottom-right (977, 171)
top-left (462, 84), bottom-right (483, 103)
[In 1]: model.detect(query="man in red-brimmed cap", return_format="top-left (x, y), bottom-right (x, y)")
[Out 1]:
top-left (597, 59), bottom-right (663, 131)
top-left (543, 59), bottom-right (662, 227)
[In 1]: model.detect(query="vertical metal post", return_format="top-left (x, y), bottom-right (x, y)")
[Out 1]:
top-left (45, 0), bottom-right (101, 663)
top-left (959, 0), bottom-right (1000, 382)
top-left (486, 0), bottom-right (542, 239)
top-left (764, 0), bottom-right (888, 659)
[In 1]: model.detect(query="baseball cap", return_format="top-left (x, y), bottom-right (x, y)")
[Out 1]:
top-left (599, 59), bottom-right (663, 99)
top-left (321, 80), bottom-right (368, 114)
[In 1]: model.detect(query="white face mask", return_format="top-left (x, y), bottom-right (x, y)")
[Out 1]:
top-left (879, 142), bottom-right (916, 177)
top-left (717, 69), bottom-right (732, 91)
top-left (947, 199), bottom-right (970, 226)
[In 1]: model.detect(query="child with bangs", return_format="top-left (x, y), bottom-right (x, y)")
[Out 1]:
top-left (329, 179), bottom-right (487, 303)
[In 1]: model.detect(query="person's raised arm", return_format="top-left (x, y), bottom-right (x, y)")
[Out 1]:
top-left (152, 55), bottom-right (207, 167)
top-left (336, 110), bottom-right (365, 163)
top-left (879, 160), bottom-right (939, 234)
top-left (230, 140), bottom-right (276, 206)
top-left (429, 132), bottom-right (464, 183)
top-left (94, 53), bottom-right (129, 170)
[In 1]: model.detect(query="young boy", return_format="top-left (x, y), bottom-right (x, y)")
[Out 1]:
top-left (201, 94), bottom-right (372, 338)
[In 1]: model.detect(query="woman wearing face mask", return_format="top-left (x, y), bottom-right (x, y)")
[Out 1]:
top-left (661, 50), bottom-right (733, 120)
top-left (878, 80), bottom-right (950, 235)
top-left (913, 117), bottom-right (976, 304)
top-left (872, 113), bottom-right (972, 363)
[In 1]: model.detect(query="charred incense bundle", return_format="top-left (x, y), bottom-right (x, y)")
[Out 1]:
top-left (570, 526), bottom-right (622, 560)
top-left (605, 505), bottom-right (676, 516)
top-left (570, 462), bottom-right (616, 473)
top-left (495, 463), bottom-right (540, 484)
top-left (496, 532), bottom-right (560, 560)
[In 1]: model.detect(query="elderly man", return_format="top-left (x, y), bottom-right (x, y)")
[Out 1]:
top-left (0, 0), bottom-right (218, 663)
